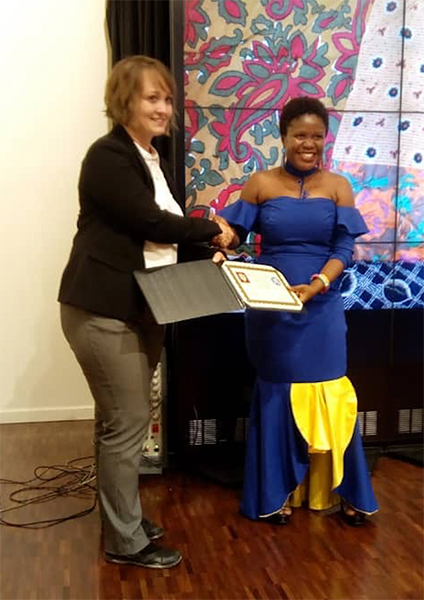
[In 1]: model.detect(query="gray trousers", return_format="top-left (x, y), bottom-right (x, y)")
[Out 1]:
top-left (60, 303), bottom-right (164, 555)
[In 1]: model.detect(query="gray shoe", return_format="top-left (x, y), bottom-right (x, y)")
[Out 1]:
top-left (105, 543), bottom-right (182, 569)
top-left (141, 517), bottom-right (165, 540)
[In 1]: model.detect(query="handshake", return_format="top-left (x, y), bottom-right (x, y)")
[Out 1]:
top-left (209, 213), bottom-right (240, 250)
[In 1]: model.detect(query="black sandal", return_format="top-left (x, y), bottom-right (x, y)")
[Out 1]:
top-left (264, 506), bottom-right (292, 525)
top-left (340, 502), bottom-right (366, 526)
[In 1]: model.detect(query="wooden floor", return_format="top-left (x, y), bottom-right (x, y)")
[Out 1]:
top-left (0, 421), bottom-right (422, 600)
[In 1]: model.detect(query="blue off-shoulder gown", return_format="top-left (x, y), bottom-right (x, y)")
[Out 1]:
top-left (219, 197), bottom-right (378, 519)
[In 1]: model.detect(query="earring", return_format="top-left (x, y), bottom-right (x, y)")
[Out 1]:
top-left (281, 147), bottom-right (287, 167)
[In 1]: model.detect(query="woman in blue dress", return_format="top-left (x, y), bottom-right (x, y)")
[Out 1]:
top-left (215, 97), bottom-right (378, 526)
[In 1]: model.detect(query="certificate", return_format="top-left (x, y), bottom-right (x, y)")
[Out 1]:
top-left (220, 261), bottom-right (303, 312)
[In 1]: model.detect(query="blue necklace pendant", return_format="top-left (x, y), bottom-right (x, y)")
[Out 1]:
top-left (284, 159), bottom-right (318, 199)
top-left (299, 185), bottom-right (310, 199)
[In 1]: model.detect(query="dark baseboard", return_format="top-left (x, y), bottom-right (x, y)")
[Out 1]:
top-left (172, 444), bottom-right (392, 486)
top-left (364, 446), bottom-right (382, 472)
top-left (383, 444), bottom-right (424, 467)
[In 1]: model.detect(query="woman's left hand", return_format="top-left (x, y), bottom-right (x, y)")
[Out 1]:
top-left (212, 251), bottom-right (226, 264)
top-left (289, 284), bottom-right (317, 304)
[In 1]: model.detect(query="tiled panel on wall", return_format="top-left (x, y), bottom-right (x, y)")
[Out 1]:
top-left (353, 241), bottom-right (395, 263)
top-left (394, 163), bottom-right (424, 249)
top-left (183, 0), bottom-right (424, 310)
top-left (185, 107), bottom-right (283, 212)
top-left (396, 116), bottom-right (424, 249)
top-left (392, 245), bottom-right (424, 307)
top-left (402, 0), bottom-right (424, 113)
top-left (185, 0), bottom-right (376, 111)
top-left (184, 0), bottom-right (377, 214)
top-left (331, 110), bottom-right (401, 251)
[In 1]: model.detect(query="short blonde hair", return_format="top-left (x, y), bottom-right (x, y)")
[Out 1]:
top-left (104, 55), bottom-right (177, 129)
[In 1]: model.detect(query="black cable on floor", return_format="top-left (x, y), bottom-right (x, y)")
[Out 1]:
top-left (0, 456), bottom-right (97, 529)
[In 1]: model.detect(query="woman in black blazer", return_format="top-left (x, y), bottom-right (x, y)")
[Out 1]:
top-left (59, 56), bottom-right (228, 569)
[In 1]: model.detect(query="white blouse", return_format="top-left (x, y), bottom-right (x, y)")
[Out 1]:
top-left (134, 142), bottom-right (184, 268)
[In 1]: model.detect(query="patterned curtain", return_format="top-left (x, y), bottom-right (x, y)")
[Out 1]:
top-left (106, 0), bottom-right (172, 161)
top-left (106, 0), bottom-right (171, 66)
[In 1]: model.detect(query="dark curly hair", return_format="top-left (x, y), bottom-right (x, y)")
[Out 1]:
top-left (279, 97), bottom-right (329, 137)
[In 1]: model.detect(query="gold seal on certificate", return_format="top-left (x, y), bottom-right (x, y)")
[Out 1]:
top-left (220, 261), bottom-right (303, 312)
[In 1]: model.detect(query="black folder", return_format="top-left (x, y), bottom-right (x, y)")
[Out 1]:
top-left (134, 259), bottom-right (302, 325)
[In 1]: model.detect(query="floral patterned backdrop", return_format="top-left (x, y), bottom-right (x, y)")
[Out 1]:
top-left (184, 0), bottom-right (424, 309)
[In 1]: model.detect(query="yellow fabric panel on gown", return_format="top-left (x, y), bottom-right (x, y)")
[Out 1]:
top-left (290, 453), bottom-right (340, 510)
top-left (290, 376), bottom-right (358, 491)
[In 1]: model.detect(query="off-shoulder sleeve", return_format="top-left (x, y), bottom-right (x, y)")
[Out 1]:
top-left (330, 206), bottom-right (368, 267)
top-left (218, 199), bottom-right (259, 244)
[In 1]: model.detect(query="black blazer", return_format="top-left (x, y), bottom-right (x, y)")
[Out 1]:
top-left (58, 125), bottom-right (221, 321)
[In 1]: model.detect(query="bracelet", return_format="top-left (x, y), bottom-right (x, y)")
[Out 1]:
top-left (311, 273), bottom-right (330, 293)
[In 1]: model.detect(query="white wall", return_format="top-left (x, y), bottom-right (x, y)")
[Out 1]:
top-left (0, 0), bottom-right (110, 422)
